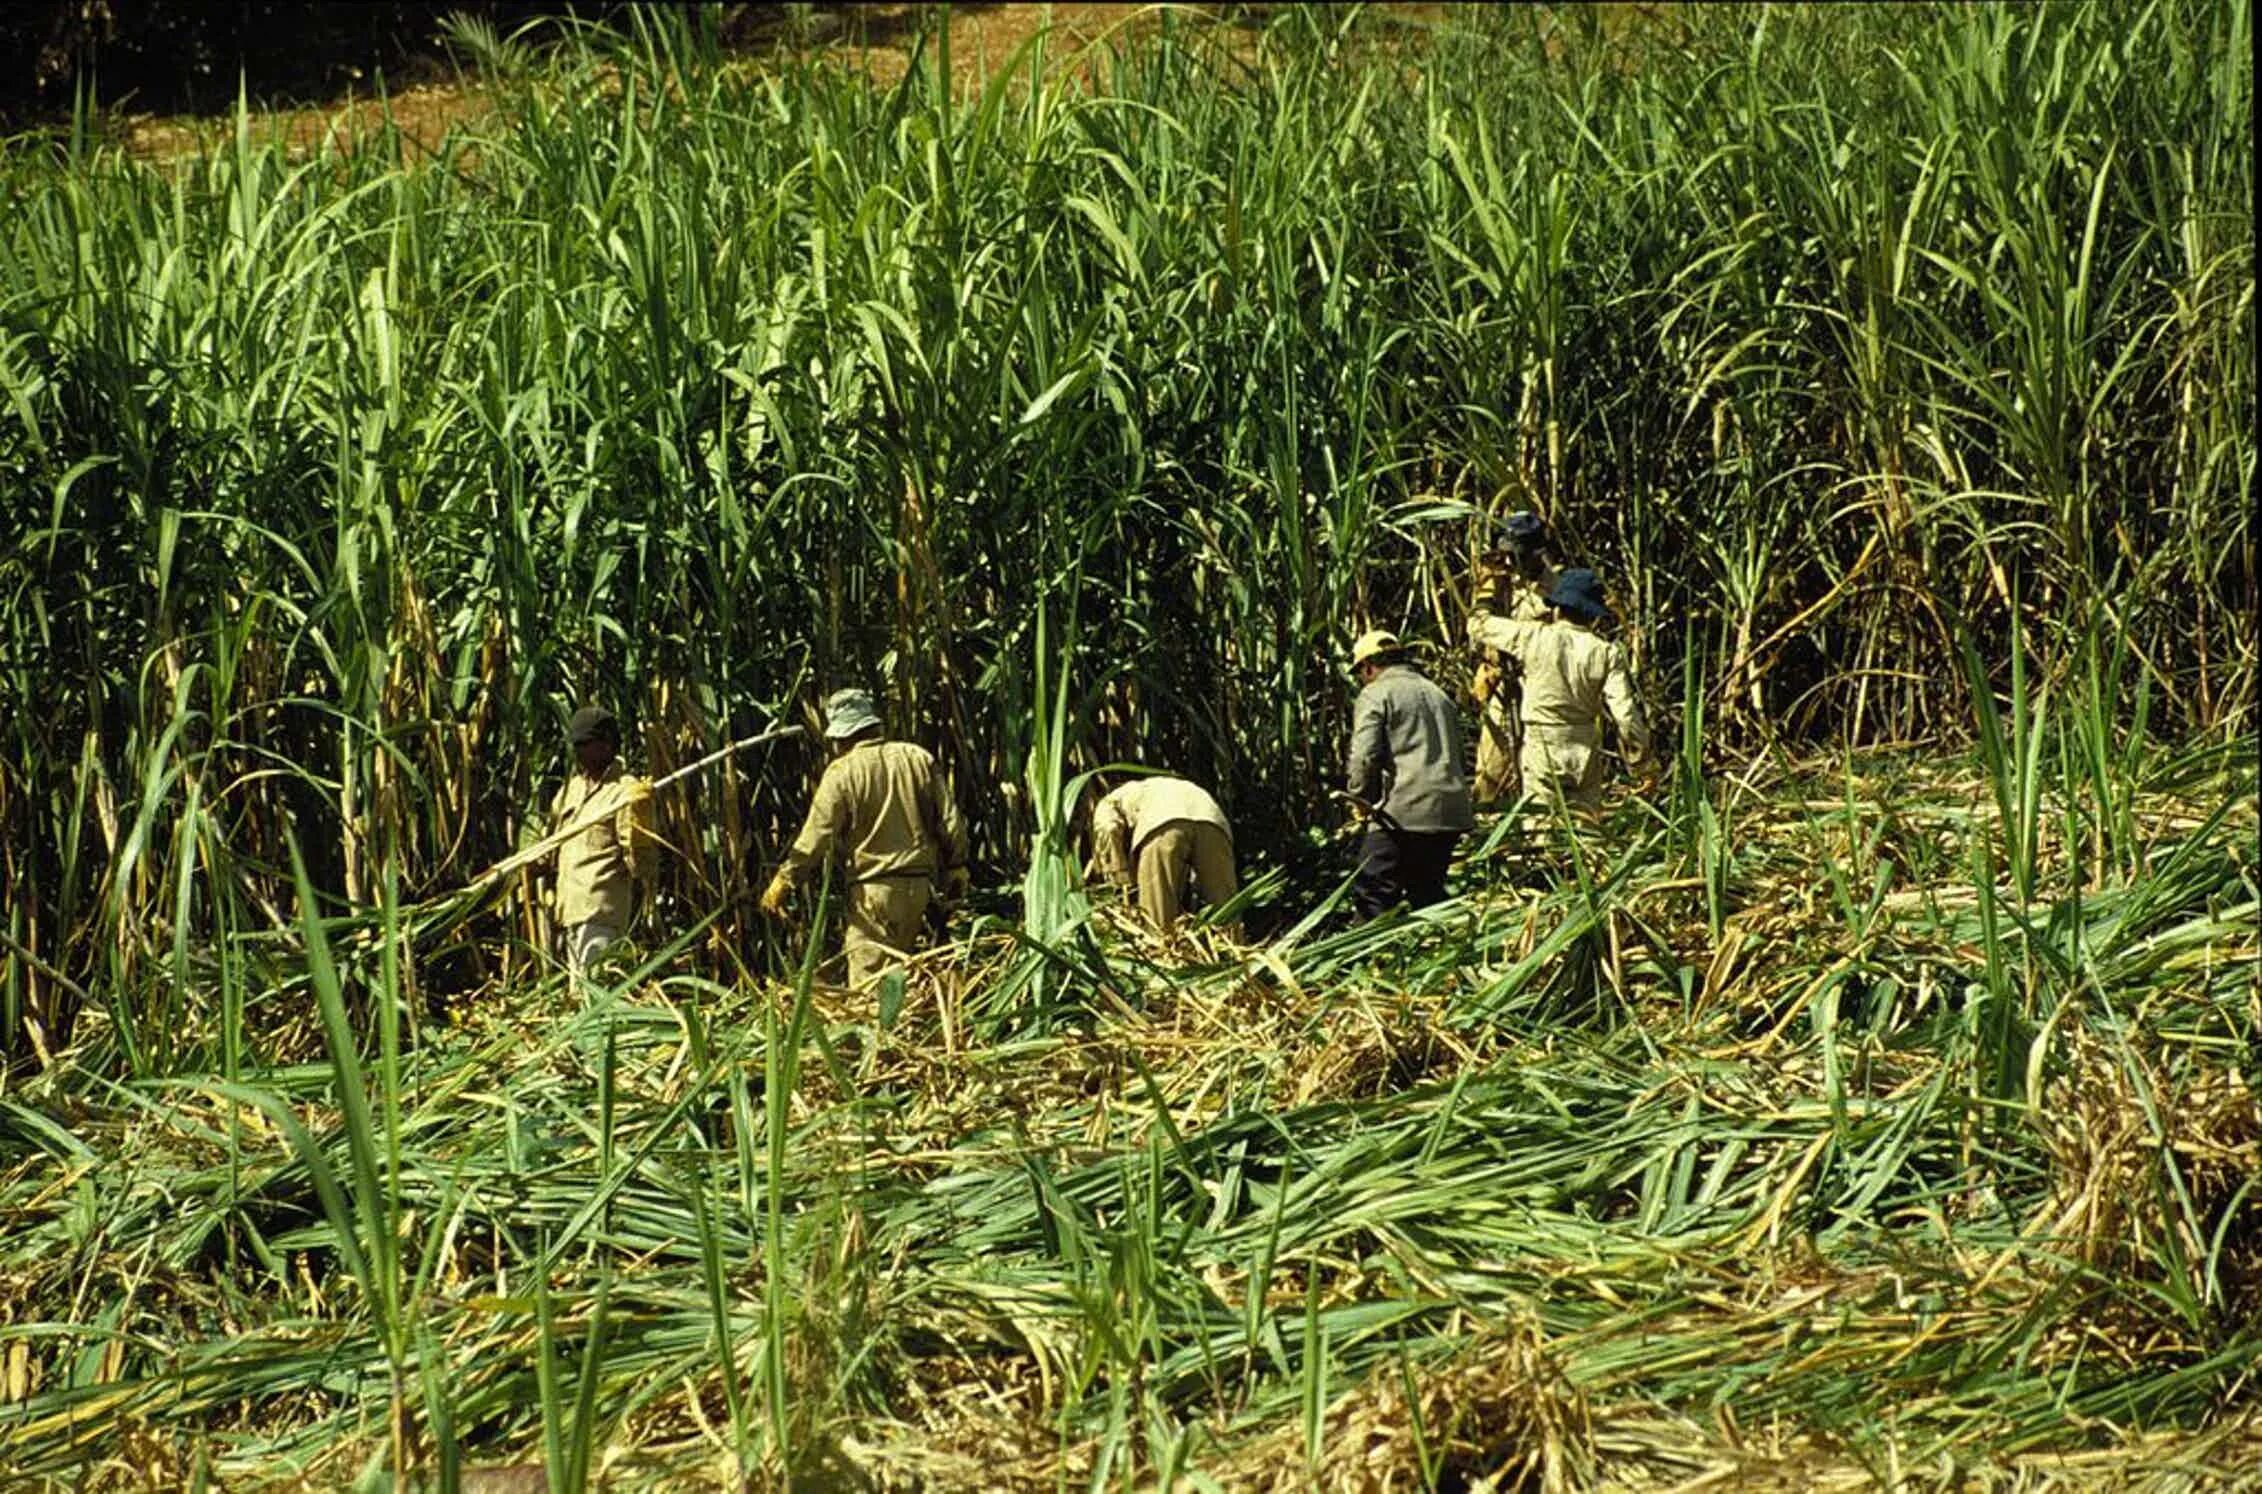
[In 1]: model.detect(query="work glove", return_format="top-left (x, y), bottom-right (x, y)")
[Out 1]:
top-left (1469, 659), bottom-right (1500, 706)
top-left (759, 869), bottom-right (795, 921)
top-left (941, 865), bottom-right (972, 904)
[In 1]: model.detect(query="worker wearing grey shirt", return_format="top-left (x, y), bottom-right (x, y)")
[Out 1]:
top-left (1344, 629), bottom-right (1474, 919)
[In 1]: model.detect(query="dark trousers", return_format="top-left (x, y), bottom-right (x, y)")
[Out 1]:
top-left (1353, 826), bottom-right (1460, 922)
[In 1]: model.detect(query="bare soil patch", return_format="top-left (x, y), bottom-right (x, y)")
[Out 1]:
top-left (113, 4), bottom-right (1470, 163)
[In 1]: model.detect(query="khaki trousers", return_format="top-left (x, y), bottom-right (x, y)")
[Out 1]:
top-left (1475, 691), bottom-right (1520, 804)
top-left (564, 917), bottom-right (625, 983)
top-left (1521, 725), bottom-right (1605, 810)
top-left (845, 876), bottom-right (932, 985)
top-left (1135, 821), bottom-right (1238, 933)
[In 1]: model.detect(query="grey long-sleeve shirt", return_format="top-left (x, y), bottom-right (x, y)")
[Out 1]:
top-left (1345, 664), bottom-right (1475, 833)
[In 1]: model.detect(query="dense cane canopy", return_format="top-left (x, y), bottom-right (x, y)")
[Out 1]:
top-left (1, 0), bottom-right (2251, 1024)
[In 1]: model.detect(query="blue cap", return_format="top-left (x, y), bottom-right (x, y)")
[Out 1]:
top-left (1546, 569), bottom-right (1612, 622)
top-left (1501, 511), bottom-right (1545, 542)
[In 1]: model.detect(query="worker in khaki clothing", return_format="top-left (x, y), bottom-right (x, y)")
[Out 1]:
top-left (547, 705), bottom-right (657, 980)
top-left (1468, 511), bottom-right (1561, 805)
top-left (1467, 569), bottom-right (1653, 811)
top-left (761, 688), bottom-right (968, 985)
top-left (1085, 774), bottom-right (1239, 936)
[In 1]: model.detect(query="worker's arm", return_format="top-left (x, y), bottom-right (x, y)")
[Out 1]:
top-left (619, 779), bottom-right (658, 897)
top-left (783, 761), bottom-right (850, 884)
top-left (541, 784), bottom-right (569, 854)
top-left (763, 761), bottom-right (846, 919)
top-left (1345, 690), bottom-right (1391, 806)
top-left (619, 780), bottom-right (655, 884)
top-left (1602, 644), bottom-right (1653, 769)
top-left (1468, 612), bottom-right (1541, 658)
top-left (1091, 794), bottom-right (1134, 888)
top-left (933, 770), bottom-right (968, 875)
top-left (925, 759), bottom-right (971, 899)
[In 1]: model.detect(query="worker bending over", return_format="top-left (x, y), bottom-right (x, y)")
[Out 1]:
top-left (1085, 773), bottom-right (1239, 936)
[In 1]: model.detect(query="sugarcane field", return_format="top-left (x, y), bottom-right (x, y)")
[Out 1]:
top-left (0, 0), bottom-right (2256, 1487)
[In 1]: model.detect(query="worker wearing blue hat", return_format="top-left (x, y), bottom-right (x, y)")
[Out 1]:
top-left (1467, 568), bottom-right (1653, 811)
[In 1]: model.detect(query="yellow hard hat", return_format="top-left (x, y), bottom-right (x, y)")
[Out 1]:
top-left (1350, 628), bottom-right (1403, 668)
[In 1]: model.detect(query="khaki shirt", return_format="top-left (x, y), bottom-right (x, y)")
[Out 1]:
top-left (549, 765), bottom-right (657, 927)
top-left (1467, 614), bottom-right (1652, 764)
top-left (1477, 569), bottom-right (1555, 702)
top-left (787, 739), bottom-right (967, 886)
top-left (1347, 665), bottom-right (1475, 833)
top-left (1091, 776), bottom-right (1231, 886)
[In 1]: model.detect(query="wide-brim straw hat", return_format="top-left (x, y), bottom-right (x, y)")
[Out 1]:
top-left (823, 687), bottom-right (882, 739)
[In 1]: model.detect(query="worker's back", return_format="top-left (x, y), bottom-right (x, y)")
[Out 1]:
top-left (1099, 776), bottom-right (1232, 848)
top-left (796, 739), bottom-right (962, 882)
top-left (1513, 621), bottom-right (1624, 733)
top-left (1347, 665), bottom-right (1474, 833)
